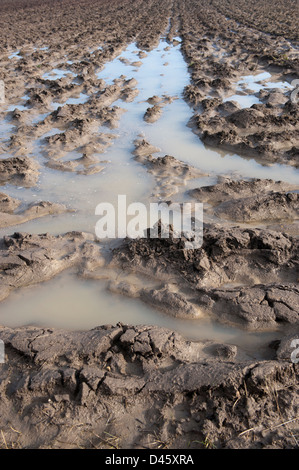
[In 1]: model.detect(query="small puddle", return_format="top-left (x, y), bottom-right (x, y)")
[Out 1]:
top-left (8, 51), bottom-right (21, 60)
top-left (42, 68), bottom-right (76, 80)
top-left (0, 120), bottom-right (14, 145)
top-left (239, 72), bottom-right (292, 93)
top-left (224, 71), bottom-right (293, 108)
top-left (224, 93), bottom-right (260, 108)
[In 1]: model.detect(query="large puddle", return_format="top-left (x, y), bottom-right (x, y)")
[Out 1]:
top-left (0, 270), bottom-right (281, 359)
top-left (0, 35), bottom-right (298, 353)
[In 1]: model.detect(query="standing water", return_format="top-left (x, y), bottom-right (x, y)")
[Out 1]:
top-left (0, 35), bottom-right (298, 356)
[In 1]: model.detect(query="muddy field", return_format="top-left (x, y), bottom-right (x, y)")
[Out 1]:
top-left (0, 0), bottom-right (298, 449)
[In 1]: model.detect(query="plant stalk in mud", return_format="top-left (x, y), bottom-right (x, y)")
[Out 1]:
top-left (95, 195), bottom-right (203, 249)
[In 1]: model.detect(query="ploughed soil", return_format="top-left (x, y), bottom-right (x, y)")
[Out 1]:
top-left (0, 323), bottom-right (298, 449)
top-left (0, 0), bottom-right (298, 449)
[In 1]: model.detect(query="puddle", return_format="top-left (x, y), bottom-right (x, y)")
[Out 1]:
top-left (64, 93), bottom-right (89, 105)
top-left (1, 94), bottom-right (31, 114)
top-left (51, 101), bottom-right (66, 111)
top-left (42, 68), bottom-right (76, 80)
top-left (49, 93), bottom-right (89, 108)
top-left (96, 40), bottom-right (298, 183)
top-left (90, 45), bottom-right (103, 54)
top-left (239, 72), bottom-right (292, 93)
top-left (32, 112), bottom-right (51, 124)
top-left (35, 46), bottom-right (49, 52)
top-left (41, 127), bottom-right (65, 138)
top-left (224, 71), bottom-right (293, 108)
top-left (0, 120), bottom-right (14, 145)
top-left (224, 94), bottom-right (260, 108)
top-left (0, 270), bottom-right (281, 358)
top-left (0, 36), bottom-right (298, 348)
top-left (5, 104), bottom-right (28, 112)
top-left (5, 97), bottom-right (30, 112)
top-left (8, 51), bottom-right (21, 60)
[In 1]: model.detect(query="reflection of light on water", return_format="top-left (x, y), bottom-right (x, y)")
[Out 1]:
top-left (0, 121), bottom-right (14, 144)
top-left (5, 95), bottom-right (30, 113)
top-left (50, 93), bottom-right (89, 109)
top-left (8, 50), bottom-right (21, 60)
top-left (223, 94), bottom-right (260, 108)
top-left (238, 72), bottom-right (292, 92)
top-left (65, 93), bottom-right (89, 105)
top-left (224, 71), bottom-right (293, 108)
top-left (31, 112), bottom-right (50, 124)
top-left (42, 68), bottom-right (76, 80)
top-left (41, 127), bottom-right (64, 138)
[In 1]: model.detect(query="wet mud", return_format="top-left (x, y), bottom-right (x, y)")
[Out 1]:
top-left (0, 0), bottom-right (298, 449)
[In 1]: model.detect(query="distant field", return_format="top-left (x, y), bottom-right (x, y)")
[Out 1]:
top-left (0, 0), bottom-right (298, 50)
top-left (211, 0), bottom-right (298, 41)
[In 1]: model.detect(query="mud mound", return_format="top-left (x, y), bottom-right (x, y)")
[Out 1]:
top-left (215, 192), bottom-right (299, 222)
top-left (0, 231), bottom-right (103, 302)
top-left (190, 178), bottom-right (295, 204)
top-left (133, 138), bottom-right (208, 197)
top-left (0, 156), bottom-right (39, 187)
top-left (112, 225), bottom-right (299, 328)
top-left (190, 177), bottom-right (299, 224)
top-left (0, 198), bottom-right (69, 228)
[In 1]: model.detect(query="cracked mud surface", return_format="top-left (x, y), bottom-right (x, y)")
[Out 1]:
top-left (0, 324), bottom-right (298, 449)
top-left (0, 0), bottom-right (298, 449)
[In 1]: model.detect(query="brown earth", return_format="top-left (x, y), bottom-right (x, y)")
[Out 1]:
top-left (0, 0), bottom-right (298, 450)
top-left (0, 324), bottom-right (298, 449)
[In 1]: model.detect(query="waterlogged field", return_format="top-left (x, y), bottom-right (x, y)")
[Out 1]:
top-left (0, 0), bottom-right (298, 450)
top-left (0, 34), bottom-right (298, 349)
